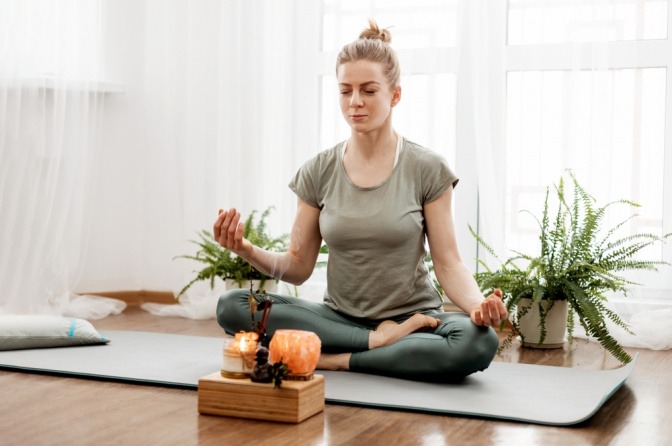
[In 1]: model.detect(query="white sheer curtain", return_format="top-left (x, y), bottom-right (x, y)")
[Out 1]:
top-left (136, 0), bottom-right (321, 318)
top-left (0, 0), bottom-right (110, 315)
top-left (1, 0), bottom-right (320, 318)
top-left (461, 0), bottom-right (672, 348)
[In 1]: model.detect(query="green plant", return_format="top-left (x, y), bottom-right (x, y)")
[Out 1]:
top-left (471, 170), bottom-right (670, 364)
top-left (175, 207), bottom-right (289, 300)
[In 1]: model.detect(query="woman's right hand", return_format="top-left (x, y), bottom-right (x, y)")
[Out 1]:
top-left (213, 208), bottom-right (253, 256)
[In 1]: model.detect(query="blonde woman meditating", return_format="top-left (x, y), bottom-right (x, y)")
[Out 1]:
top-left (215, 20), bottom-right (507, 382)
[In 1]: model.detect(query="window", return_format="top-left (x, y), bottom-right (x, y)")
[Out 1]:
top-left (508, 0), bottom-right (668, 44)
top-left (504, 0), bottom-right (671, 293)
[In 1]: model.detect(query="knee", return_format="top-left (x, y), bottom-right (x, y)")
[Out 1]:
top-left (469, 326), bottom-right (499, 371)
top-left (216, 288), bottom-right (251, 334)
top-left (437, 314), bottom-right (499, 374)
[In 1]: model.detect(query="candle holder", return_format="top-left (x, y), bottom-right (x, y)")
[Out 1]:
top-left (269, 329), bottom-right (321, 380)
top-left (221, 331), bottom-right (259, 379)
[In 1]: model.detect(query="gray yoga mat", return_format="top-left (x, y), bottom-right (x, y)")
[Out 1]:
top-left (0, 330), bottom-right (635, 425)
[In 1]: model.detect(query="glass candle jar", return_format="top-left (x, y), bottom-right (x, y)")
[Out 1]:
top-left (221, 331), bottom-right (259, 378)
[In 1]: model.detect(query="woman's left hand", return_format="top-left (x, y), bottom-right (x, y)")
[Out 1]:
top-left (470, 288), bottom-right (508, 327)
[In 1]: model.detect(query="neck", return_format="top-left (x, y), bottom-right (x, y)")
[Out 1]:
top-left (348, 126), bottom-right (397, 160)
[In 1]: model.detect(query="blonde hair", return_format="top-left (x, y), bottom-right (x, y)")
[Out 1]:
top-left (336, 19), bottom-right (400, 89)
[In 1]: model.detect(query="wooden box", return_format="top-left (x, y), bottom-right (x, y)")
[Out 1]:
top-left (197, 372), bottom-right (325, 423)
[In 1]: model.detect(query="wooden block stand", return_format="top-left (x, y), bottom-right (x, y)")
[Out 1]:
top-left (198, 372), bottom-right (325, 423)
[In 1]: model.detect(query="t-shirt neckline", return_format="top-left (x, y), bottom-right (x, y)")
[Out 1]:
top-left (340, 135), bottom-right (404, 190)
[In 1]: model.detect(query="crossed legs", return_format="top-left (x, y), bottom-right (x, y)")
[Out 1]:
top-left (216, 289), bottom-right (499, 383)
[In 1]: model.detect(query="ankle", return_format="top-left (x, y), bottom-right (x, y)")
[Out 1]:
top-left (317, 353), bottom-right (351, 371)
top-left (368, 329), bottom-right (387, 349)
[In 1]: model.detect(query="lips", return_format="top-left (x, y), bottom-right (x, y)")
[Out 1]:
top-left (350, 114), bottom-right (367, 120)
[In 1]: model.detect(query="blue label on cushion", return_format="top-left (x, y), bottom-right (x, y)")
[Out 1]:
top-left (68, 319), bottom-right (77, 337)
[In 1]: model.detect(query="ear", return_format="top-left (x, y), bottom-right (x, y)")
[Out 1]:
top-left (391, 85), bottom-right (401, 107)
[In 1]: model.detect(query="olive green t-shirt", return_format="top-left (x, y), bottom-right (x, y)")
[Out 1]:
top-left (288, 137), bottom-right (459, 319)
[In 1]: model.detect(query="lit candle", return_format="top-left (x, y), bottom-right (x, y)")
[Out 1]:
top-left (221, 331), bottom-right (259, 378)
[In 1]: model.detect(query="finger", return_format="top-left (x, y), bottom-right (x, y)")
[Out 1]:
top-left (484, 299), bottom-right (501, 326)
top-left (485, 298), bottom-right (501, 326)
top-left (497, 298), bottom-right (509, 320)
top-left (492, 296), bottom-right (508, 325)
top-left (218, 208), bottom-right (236, 245)
top-left (481, 300), bottom-right (493, 326)
top-left (213, 209), bottom-right (226, 239)
top-left (471, 308), bottom-right (483, 326)
top-left (234, 222), bottom-right (244, 250)
top-left (477, 307), bottom-right (490, 326)
top-left (227, 210), bottom-right (241, 245)
top-left (488, 291), bottom-right (508, 321)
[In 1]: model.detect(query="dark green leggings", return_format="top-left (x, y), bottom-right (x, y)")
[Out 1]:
top-left (216, 289), bottom-right (499, 383)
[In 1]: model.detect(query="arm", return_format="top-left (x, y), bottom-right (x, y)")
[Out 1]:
top-left (424, 186), bottom-right (507, 327)
top-left (213, 198), bottom-right (322, 286)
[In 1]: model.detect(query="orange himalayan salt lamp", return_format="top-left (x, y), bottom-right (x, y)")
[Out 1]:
top-left (269, 329), bottom-right (321, 375)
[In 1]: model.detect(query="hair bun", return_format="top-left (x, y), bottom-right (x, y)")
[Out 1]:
top-left (358, 19), bottom-right (392, 44)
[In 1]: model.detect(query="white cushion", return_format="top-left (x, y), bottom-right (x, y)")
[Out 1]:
top-left (0, 315), bottom-right (110, 350)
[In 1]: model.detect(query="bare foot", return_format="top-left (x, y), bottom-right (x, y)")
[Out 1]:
top-left (317, 353), bottom-right (351, 371)
top-left (368, 313), bottom-right (440, 349)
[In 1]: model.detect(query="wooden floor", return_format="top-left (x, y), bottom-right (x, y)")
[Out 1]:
top-left (1, 306), bottom-right (670, 446)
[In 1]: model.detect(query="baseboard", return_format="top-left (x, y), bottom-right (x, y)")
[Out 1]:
top-left (81, 290), bottom-right (176, 306)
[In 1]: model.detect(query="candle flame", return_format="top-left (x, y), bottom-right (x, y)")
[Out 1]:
top-left (231, 331), bottom-right (259, 354)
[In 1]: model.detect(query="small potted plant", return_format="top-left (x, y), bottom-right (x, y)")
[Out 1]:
top-left (175, 207), bottom-right (289, 300)
top-left (471, 170), bottom-right (669, 364)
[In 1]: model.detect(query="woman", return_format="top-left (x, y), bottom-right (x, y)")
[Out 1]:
top-left (215, 20), bottom-right (507, 382)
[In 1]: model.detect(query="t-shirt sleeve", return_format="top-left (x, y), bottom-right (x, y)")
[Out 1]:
top-left (422, 154), bottom-right (459, 205)
top-left (288, 158), bottom-right (321, 209)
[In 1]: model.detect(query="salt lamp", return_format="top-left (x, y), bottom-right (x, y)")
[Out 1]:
top-left (269, 330), bottom-right (321, 376)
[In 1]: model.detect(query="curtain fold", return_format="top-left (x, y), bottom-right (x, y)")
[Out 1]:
top-left (0, 0), bottom-right (106, 314)
top-left (455, 0), bottom-right (508, 265)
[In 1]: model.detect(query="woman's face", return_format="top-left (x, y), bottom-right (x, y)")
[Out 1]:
top-left (337, 60), bottom-right (400, 134)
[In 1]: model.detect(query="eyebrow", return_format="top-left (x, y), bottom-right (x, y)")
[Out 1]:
top-left (338, 81), bottom-right (381, 87)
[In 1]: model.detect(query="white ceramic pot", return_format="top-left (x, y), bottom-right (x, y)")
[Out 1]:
top-left (516, 298), bottom-right (569, 348)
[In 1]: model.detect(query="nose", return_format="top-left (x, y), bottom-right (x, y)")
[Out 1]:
top-left (349, 91), bottom-right (363, 108)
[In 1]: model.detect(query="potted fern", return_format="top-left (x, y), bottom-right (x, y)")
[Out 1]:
top-left (175, 207), bottom-right (289, 300)
top-left (471, 170), bottom-right (670, 364)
